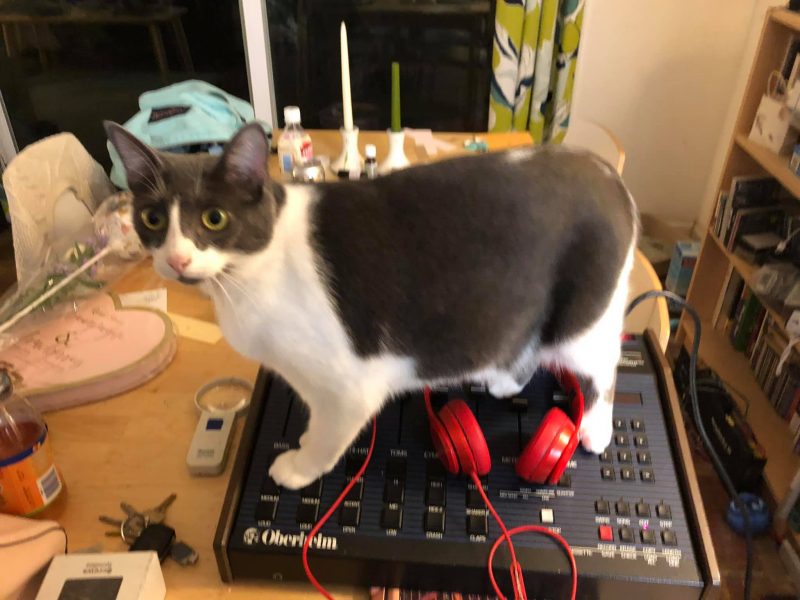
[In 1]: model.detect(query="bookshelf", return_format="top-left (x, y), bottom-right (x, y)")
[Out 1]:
top-left (681, 8), bottom-right (800, 536)
top-left (772, 7), bottom-right (800, 33)
top-left (707, 229), bottom-right (787, 328)
top-left (678, 319), bottom-right (799, 503)
top-left (736, 134), bottom-right (800, 199)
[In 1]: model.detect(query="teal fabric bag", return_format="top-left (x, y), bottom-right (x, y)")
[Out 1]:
top-left (108, 80), bottom-right (270, 188)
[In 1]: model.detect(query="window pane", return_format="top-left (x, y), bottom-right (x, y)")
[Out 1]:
top-left (0, 0), bottom-right (250, 166)
top-left (267, 0), bottom-right (494, 131)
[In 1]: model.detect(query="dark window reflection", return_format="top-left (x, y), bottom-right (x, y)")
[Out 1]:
top-left (0, 0), bottom-right (249, 166)
top-left (268, 0), bottom-right (494, 131)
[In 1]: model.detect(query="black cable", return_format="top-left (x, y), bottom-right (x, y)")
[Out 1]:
top-left (626, 290), bottom-right (752, 600)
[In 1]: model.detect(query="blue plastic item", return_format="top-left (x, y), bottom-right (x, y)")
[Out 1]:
top-left (726, 493), bottom-right (770, 536)
top-left (107, 80), bottom-right (270, 189)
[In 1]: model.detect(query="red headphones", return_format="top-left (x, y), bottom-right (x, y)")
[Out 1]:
top-left (424, 368), bottom-right (585, 485)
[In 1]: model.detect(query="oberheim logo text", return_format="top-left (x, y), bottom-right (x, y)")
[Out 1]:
top-left (262, 529), bottom-right (338, 551)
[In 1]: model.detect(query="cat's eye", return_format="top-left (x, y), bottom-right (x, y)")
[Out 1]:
top-left (201, 208), bottom-right (229, 231)
top-left (140, 207), bottom-right (166, 231)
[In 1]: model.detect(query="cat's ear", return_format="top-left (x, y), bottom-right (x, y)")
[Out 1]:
top-left (216, 123), bottom-right (270, 191)
top-left (104, 121), bottom-right (163, 193)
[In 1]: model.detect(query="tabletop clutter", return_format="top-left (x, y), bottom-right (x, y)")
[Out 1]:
top-left (0, 17), bottom-right (502, 597)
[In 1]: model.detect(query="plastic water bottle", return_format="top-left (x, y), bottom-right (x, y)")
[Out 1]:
top-left (278, 106), bottom-right (313, 177)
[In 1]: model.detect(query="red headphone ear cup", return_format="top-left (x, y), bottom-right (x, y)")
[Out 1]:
top-left (428, 413), bottom-right (460, 474)
top-left (547, 431), bottom-right (580, 485)
top-left (445, 399), bottom-right (491, 476)
top-left (438, 402), bottom-right (478, 475)
top-left (516, 408), bottom-right (575, 484)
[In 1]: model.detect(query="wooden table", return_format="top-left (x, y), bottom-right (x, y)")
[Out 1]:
top-left (40, 130), bottom-right (532, 599)
top-left (0, 7), bottom-right (193, 77)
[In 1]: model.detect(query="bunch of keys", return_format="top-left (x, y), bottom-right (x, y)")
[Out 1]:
top-left (98, 493), bottom-right (198, 566)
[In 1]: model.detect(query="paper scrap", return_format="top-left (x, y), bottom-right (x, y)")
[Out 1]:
top-left (404, 128), bottom-right (457, 157)
top-left (168, 312), bottom-right (222, 344)
top-left (119, 288), bottom-right (168, 313)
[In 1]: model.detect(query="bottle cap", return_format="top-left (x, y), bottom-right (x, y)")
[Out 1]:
top-left (365, 144), bottom-right (377, 159)
top-left (283, 106), bottom-right (301, 125)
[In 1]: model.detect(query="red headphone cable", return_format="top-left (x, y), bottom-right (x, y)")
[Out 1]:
top-left (487, 524), bottom-right (577, 600)
top-left (471, 453), bottom-right (578, 600)
top-left (471, 472), bottom-right (527, 600)
top-left (302, 417), bottom-right (378, 600)
top-left (302, 401), bottom-right (578, 599)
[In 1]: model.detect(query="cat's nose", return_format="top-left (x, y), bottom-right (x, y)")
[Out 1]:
top-left (167, 254), bottom-right (192, 274)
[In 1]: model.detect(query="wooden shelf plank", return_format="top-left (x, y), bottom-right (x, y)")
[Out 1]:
top-left (771, 8), bottom-right (800, 33)
top-left (706, 228), bottom-right (789, 329)
top-left (735, 134), bottom-right (800, 200)
top-left (680, 319), bottom-right (800, 505)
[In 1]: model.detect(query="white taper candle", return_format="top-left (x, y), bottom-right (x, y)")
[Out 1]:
top-left (340, 21), bottom-right (354, 131)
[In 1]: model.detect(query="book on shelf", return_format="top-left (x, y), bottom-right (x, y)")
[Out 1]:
top-left (741, 307), bottom-right (800, 455)
top-left (713, 269), bottom-right (745, 331)
top-left (726, 206), bottom-right (784, 251)
top-left (781, 380), bottom-right (800, 421)
top-left (731, 289), bottom-right (762, 351)
top-left (781, 35), bottom-right (800, 83)
top-left (746, 306), bottom-right (768, 356)
top-left (714, 192), bottom-right (728, 238)
top-left (719, 175), bottom-right (780, 245)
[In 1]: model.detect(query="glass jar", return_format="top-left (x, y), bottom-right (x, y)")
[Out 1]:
top-left (0, 370), bottom-right (65, 516)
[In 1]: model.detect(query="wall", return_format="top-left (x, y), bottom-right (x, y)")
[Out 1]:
top-left (572, 0), bottom-right (781, 227)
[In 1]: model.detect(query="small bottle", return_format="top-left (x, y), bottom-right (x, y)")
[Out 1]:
top-left (364, 144), bottom-right (378, 179)
top-left (0, 370), bottom-right (64, 516)
top-left (278, 106), bottom-right (313, 177)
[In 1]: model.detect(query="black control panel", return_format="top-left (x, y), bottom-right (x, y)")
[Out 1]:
top-left (214, 334), bottom-right (720, 599)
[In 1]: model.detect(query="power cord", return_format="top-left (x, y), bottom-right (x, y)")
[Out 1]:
top-left (777, 226), bottom-right (800, 254)
top-left (626, 290), bottom-right (752, 600)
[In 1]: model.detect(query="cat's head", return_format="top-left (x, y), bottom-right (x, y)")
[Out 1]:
top-left (105, 121), bottom-right (282, 284)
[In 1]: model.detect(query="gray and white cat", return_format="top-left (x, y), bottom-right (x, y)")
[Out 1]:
top-left (105, 122), bottom-right (638, 490)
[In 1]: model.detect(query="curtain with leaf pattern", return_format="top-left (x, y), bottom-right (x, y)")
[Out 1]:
top-left (488, 0), bottom-right (584, 143)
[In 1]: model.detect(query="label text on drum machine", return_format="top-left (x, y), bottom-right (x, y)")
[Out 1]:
top-left (242, 527), bottom-right (338, 551)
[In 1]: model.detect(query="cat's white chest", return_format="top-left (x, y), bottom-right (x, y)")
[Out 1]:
top-left (208, 188), bottom-right (361, 388)
top-left (212, 292), bottom-right (268, 360)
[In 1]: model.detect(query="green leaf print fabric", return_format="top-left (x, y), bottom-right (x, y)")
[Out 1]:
top-left (488, 0), bottom-right (585, 144)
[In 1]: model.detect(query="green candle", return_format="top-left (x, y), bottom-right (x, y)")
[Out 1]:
top-left (391, 62), bottom-right (401, 132)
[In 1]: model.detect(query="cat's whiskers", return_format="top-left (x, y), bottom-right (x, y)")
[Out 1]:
top-left (210, 276), bottom-right (246, 333)
top-left (218, 270), bottom-right (261, 311)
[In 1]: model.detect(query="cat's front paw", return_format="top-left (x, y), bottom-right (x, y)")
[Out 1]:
top-left (269, 449), bottom-right (321, 490)
top-left (579, 401), bottom-right (614, 454)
